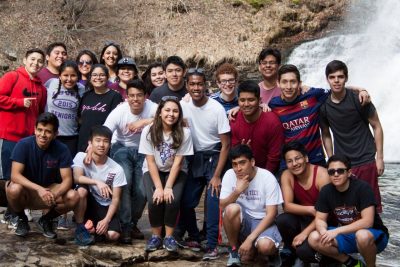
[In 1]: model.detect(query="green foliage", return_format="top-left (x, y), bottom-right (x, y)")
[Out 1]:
top-left (245, 0), bottom-right (271, 10)
top-left (292, 0), bottom-right (300, 5)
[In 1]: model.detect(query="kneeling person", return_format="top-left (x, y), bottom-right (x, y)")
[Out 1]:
top-left (308, 155), bottom-right (389, 267)
top-left (73, 125), bottom-right (127, 245)
top-left (220, 145), bottom-right (283, 266)
top-left (6, 112), bottom-right (79, 238)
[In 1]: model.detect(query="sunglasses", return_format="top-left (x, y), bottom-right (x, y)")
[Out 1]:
top-left (161, 96), bottom-right (179, 102)
top-left (78, 60), bottom-right (92, 66)
top-left (187, 68), bottom-right (205, 74)
top-left (104, 40), bottom-right (120, 47)
top-left (327, 168), bottom-right (348, 176)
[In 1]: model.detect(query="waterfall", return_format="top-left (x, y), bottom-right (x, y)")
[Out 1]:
top-left (288, 0), bottom-right (400, 162)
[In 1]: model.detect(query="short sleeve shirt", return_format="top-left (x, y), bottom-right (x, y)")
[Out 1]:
top-left (11, 136), bottom-right (73, 186)
top-left (139, 125), bottom-right (194, 173)
top-left (73, 152), bottom-right (127, 206)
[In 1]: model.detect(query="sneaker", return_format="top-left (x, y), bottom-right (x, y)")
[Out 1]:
top-left (15, 217), bottom-right (30, 237)
top-left (120, 229), bottom-right (132, 244)
top-left (24, 209), bottom-right (33, 222)
top-left (37, 217), bottom-right (57, 239)
top-left (163, 236), bottom-right (178, 252)
top-left (227, 248), bottom-right (241, 266)
top-left (146, 235), bottom-right (163, 252)
top-left (57, 216), bottom-right (69, 230)
top-left (203, 247), bottom-right (219, 261)
top-left (353, 259), bottom-right (366, 267)
top-left (280, 247), bottom-right (296, 267)
top-left (185, 239), bottom-right (202, 252)
top-left (131, 225), bottom-right (145, 240)
top-left (7, 214), bottom-right (19, 229)
top-left (75, 224), bottom-right (94, 246)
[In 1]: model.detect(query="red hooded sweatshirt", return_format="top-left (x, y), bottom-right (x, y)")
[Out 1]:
top-left (0, 66), bottom-right (47, 142)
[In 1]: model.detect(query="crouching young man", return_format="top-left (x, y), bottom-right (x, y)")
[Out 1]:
top-left (308, 155), bottom-right (389, 267)
top-left (6, 112), bottom-right (79, 238)
top-left (220, 145), bottom-right (283, 266)
top-left (73, 125), bottom-right (127, 245)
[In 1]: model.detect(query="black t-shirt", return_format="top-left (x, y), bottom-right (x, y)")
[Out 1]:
top-left (78, 89), bottom-right (123, 152)
top-left (316, 178), bottom-right (388, 235)
top-left (149, 82), bottom-right (187, 104)
top-left (320, 89), bottom-right (376, 166)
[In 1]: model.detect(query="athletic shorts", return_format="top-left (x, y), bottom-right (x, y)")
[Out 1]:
top-left (238, 206), bottom-right (282, 248)
top-left (85, 193), bottom-right (121, 233)
top-left (328, 226), bottom-right (389, 254)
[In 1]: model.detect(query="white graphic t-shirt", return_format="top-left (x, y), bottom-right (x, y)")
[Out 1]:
top-left (220, 167), bottom-right (283, 219)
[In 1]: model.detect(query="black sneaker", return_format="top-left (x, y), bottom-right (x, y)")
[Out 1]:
top-left (15, 217), bottom-right (30, 237)
top-left (37, 217), bottom-right (57, 239)
top-left (120, 229), bottom-right (132, 244)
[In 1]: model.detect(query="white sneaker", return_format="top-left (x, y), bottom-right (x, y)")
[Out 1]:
top-left (24, 209), bottom-right (33, 222)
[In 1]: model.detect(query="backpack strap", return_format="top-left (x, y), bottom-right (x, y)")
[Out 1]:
top-left (349, 89), bottom-right (369, 125)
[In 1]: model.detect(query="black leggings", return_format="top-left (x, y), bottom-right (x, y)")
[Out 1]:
top-left (143, 171), bottom-right (186, 228)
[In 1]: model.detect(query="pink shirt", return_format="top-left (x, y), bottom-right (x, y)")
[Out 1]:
top-left (258, 81), bottom-right (281, 105)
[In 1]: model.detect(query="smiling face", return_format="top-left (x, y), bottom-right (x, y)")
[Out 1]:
top-left (89, 135), bottom-right (110, 157)
top-left (118, 66), bottom-right (136, 83)
top-left (127, 87), bottom-right (145, 115)
top-left (60, 66), bottom-right (78, 89)
top-left (90, 67), bottom-right (108, 89)
top-left (165, 63), bottom-right (185, 88)
top-left (102, 45), bottom-right (119, 68)
top-left (238, 91), bottom-right (260, 117)
top-left (187, 75), bottom-right (206, 104)
top-left (327, 70), bottom-right (347, 94)
top-left (160, 100), bottom-right (180, 129)
top-left (78, 54), bottom-right (93, 77)
top-left (285, 150), bottom-right (308, 176)
top-left (47, 46), bottom-right (67, 69)
top-left (34, 123), bottom-right (57, 150)
top-left (150, 66), bottom-right (166, 87)
top-left (217, 73), bottom-right (237, 97)
top-left (258, 54), bottom-right (279, 80)
top-left (278, 72), bottom-right (301, 102)
top-left (23, 52), bottom-right (44, 76)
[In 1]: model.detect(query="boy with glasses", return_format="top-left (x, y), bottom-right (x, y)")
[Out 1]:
top-left (308, 154), bottom-right (388, 267)
top-left (211, 63), bottom-right (239, 114)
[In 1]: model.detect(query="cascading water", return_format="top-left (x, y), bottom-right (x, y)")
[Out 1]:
top-left (287, 0), bottom-right (400, 162)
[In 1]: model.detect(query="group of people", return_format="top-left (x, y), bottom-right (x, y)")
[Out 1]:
top-left (0, 41), bottom-right (388, 267)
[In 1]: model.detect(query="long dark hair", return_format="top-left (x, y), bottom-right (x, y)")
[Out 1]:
top-left (53, 60), bottom-right (81, 102)
top-left (141, 62), bottom-right (164, 95)
top-left (99, 42), bottom-right (122, 67)
top-left (76, 49), bottom-right (98, 79)
top-left (148, 97), bottom-right (185, 149)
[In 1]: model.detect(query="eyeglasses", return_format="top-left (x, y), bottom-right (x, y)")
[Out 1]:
top-left (187, 68), bottom-right (205, 74)
top-left (327, 168), bottom-right (348, 176)
top-left (91, 73), bottom-right (107, 78)
top-left (286, 156), bottom-right (304, 165)
top-left (219, 78), bottom-right (236, 85)
top-left (79, 60), bottom-right (92, 66)
top-left (260, 60), bottom-right (277, 66)
top-left (104, 40), bottom-right (120, 47)
top-left (161, 96), bottom-right (179, 102)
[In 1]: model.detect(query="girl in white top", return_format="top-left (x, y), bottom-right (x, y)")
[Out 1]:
top-left (139, 96), bottom-right (193, 252)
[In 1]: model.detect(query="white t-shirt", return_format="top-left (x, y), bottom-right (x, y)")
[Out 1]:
top-left (73, 152), bottom-right (127, 206)
top-left (180, 98), bottom-right (230, 151)
top-left (103, 100), bottom-right (157, 147)
top-left (139, 125), bottom-right (194, 173)
top-left (220, 167), bottom-right (283, 219)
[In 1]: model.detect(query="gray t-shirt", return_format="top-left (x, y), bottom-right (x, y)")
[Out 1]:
top-left (46, 78), bottom-right (86, 136)
top-left (320, 89), bottom-right (376, 166)
top-left (149, 82), bottom-right (187, 104)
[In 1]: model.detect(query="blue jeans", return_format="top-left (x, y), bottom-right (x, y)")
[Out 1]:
top-left (0, 139), bottom-right (17, 180)
top-left (110, 142), bottom-right (145, 229)
top-left (177, 152), bottom-right (221, 250)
